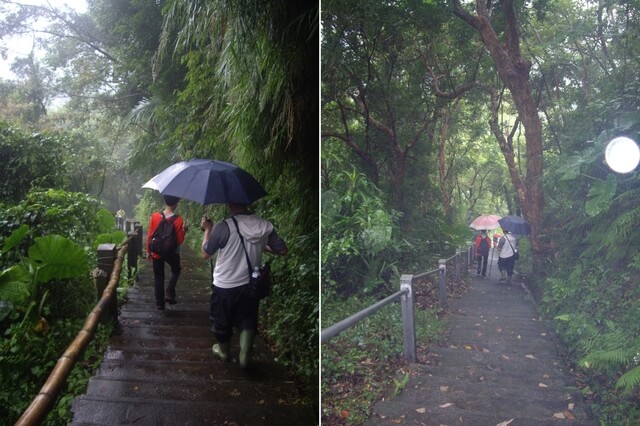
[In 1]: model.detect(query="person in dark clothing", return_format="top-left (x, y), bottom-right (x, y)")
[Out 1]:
top-left (147, 195), bottom-right (187, 310)
top-left (474, 230), bottom-right (492, 278)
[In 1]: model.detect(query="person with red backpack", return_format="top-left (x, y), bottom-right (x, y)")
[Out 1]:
top-left (147, 195), bottom-right (187, 310)
top-left (474, 230), bottom-right (492, 278)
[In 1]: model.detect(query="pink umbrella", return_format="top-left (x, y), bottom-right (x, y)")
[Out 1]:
top-left (469, 214), bottom-right (502, 230)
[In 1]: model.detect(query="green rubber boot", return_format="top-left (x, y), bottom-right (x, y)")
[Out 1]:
top-left (212, 342), bottom-right (231, 362)
top-left (239, 329), bottom-right (256, 369)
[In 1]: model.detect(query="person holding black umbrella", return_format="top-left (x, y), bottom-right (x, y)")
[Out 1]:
top-left (497, 229), bottom-right (518, 284)
top-left (200, 203), bottom-right (287, 370)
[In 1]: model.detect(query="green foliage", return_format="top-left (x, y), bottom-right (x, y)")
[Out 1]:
top-left (1, 189), bottom-right (108, 264)
top-left (322, 166), bottom-right (402, 294)
top-left (321, 293), bottom-right (443, 424)
top-left (0, 121), bottom-right (67, 204)
top-left (0, 187), bottom-right (119, 423)
top-left (28, 235), bottom-right (89, 284)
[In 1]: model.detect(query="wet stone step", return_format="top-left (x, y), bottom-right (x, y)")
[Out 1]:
top-left (368, 399), bottom-right (598, 426)
top-left (71, 395), bottom-right (315, 426)
top-left (426, 346), bottom-right (568, 373)
top-left (415, 363), bottom-right (575, 389)
top-left (115, 323), bottom-right (213, 339)
top-left (406, 370), bottom-right (580, 401)
top-left (95, 358), bottom-right (292, 383)
top-left (84, 376), bottom-right (301, 404)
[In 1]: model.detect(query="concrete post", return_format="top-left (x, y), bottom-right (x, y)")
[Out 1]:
top-left (400, 274), bottom-right (416, 363)
top-left (438, 259), bottom-right (448, 309)
top-left (96, 244), bottom-right (117, 323)
top-left (127, 224), bottom-right (142, 280)
top-left (455, 248), bottom-right (461, 286)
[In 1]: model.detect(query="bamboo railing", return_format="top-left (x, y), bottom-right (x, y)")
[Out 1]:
top-left (15, 223), bottom-right (142, 426)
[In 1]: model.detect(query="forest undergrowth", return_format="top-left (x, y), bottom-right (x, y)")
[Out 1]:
top-left (321, 272), bottom-right (467, 425)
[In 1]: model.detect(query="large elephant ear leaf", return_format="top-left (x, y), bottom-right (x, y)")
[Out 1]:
top-left (2, 224), bottom-right (29, 254)
top-left (0, 264), bottom-right (31, 303)
top-left (28, 235), bottom-right (88, 283)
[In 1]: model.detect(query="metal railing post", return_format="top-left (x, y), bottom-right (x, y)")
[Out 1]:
top-left (455, 248), bottom-right (461, 285)
top-left (400, 274), bottom-right (416, 363)
top-left (438, 259), bottom-right (448, 309)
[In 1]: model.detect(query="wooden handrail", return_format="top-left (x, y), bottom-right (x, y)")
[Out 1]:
top-left (15, 237), bottom-right (133, 426)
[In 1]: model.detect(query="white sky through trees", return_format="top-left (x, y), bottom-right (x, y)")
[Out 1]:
top-left (0, 0), bottom-right (87, 79)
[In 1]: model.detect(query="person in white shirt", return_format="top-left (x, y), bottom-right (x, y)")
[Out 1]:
top-left (497, 229), bottom-right (518, 283)
top-left (200, 203), bottom-right (287, 369)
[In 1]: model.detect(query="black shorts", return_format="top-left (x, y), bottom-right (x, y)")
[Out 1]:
top-left (210, 284), bottom-right (259, 341)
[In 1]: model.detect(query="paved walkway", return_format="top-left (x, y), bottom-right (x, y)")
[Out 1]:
top-left (368, 249), bottom-right (597, 425)
top-left (70, 246), bottom-right (315, 425)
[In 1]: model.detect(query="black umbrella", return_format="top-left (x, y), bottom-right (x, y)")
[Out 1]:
top-left (498, 215), bottom-right (531, 235)
top-left (142, 159), bottom-right (267, 205)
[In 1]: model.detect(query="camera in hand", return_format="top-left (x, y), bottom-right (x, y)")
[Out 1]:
top-left (200, 216), bottom-right (213, 231)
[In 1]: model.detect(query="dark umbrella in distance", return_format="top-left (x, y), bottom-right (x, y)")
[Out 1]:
top-left (498, 215), bottom-right (531, 235)
top-left (142, 159), bottom-right (267, 205)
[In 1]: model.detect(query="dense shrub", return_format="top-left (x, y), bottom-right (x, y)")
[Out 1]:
top-left (0, 188), bottom-right (121, 424)
top-left (0, 121), bottom-right (67, 204)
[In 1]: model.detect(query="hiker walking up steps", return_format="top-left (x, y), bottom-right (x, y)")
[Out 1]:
top-left (147, 195), bottom-right (187, 310)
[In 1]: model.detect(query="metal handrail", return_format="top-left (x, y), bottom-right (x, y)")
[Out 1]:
top-left (15, 223), bottom-right (143, 426)
top-left (321, 245), bottom-right (474, 363)
top-left (321, 288), bottom-right (409, 343)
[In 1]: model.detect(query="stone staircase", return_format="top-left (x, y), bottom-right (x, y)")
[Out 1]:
top-left (367, 264), bottom-right (597, 425)
top-left (70, 247), bottom-right (315, 425)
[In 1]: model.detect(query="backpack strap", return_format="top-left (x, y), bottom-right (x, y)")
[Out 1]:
top-left (231, 216), bottom-right (253, 276)
top-left (160, 211), bottom-right (177, 224)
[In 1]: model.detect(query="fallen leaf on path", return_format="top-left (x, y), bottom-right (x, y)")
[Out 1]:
top-left (496, 327), bottom-right (503, 333)
top-left (553, 412), bottom-right (566, 419)
top-left (416, 407), bottom-right (426, 413)
top-left (440, 386), bottom-right (449, 392)
top-left (483, 348), bottom-right (490, 353)
top-left (464, 345), bottom-right (473, 350)
top-left (501, 355), bottom-right (510, 360)
top-left (496, 419), bottom-right (514, 426)
top-left (539, 383), bottom-right (548, 388)
top-left (439, 402), bottom-right (454, 408)
top-left (526, 354), bottom-right (536, 359)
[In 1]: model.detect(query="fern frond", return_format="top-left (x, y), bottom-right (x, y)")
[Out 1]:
top-left (581, 348), bottom-right (634, 370)
top-left (611, 206), bottom-right (640, 242)
top-left (616, 365), bottom-right (640, 395)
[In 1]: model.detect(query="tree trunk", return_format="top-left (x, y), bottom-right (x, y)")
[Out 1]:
top-left (453, 0), bottom-right (545, 252)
